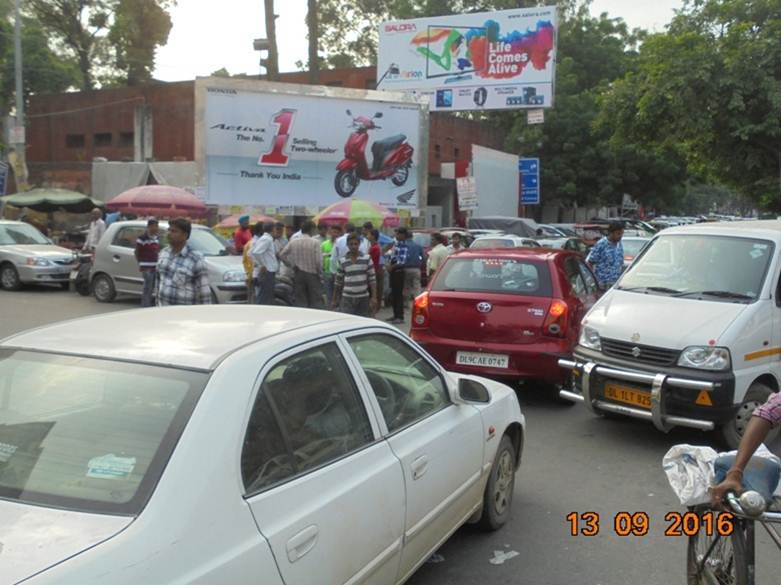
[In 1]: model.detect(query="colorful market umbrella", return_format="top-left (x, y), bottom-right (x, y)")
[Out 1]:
top-left (106, 185), bottom-right (207, 218)
top-left (0, 188), bottom-right (104, 214)
top-left (314, 199), bottom-right (399, 228)
top-left (216, 213), bottom-right (276, 229)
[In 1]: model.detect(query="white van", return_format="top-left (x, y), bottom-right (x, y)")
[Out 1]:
top-left (559, 220), bottom-right (781, 448)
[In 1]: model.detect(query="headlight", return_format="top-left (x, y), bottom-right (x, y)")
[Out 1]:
top-left (26, 257), bottom-right (52, 267)
top-left (677, 346), bottom-right (731, 371)
top-left (223, 270), bottom-right (246, 283)
top-left (579, 326), bottom-right (602, 350)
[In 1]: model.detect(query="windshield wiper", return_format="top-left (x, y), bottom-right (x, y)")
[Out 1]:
top-left (618, 286), bottom-right (682, 295)
top-left (675, 290), bottom-right (754, 301)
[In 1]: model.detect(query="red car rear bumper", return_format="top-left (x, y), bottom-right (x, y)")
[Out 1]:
top-left (411, 329), bottom-right (572, 385)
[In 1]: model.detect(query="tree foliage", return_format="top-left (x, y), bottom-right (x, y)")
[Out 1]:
top-left (601, 0), bottom-right (781, 209)
top-left (26, 0), bottom-right (175, 90)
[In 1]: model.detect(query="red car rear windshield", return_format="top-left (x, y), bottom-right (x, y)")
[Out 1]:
top-left (432, 257), bottom-right (552, 296)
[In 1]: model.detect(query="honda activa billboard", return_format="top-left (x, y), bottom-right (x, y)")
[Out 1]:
top-left (195, 78), bottom-right (426, 208)
top-left (377, 7), bottom-right (557, 112)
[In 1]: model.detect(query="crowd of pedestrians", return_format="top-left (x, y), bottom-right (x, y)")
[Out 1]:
top-left (130, 213), bottom-right (462, 321)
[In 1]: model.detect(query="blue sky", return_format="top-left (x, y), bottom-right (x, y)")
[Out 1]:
top-left (153, 1), bottom-right (684, 82)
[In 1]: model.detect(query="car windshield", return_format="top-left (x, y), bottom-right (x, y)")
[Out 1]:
top-left (0, 224), bottom-right (50, 246)
top-left (433, 257), bottom-right (552, 296)
top-left (412, 233), bottom-right (431, 248)
top-left (622, 239), bottom-right (649, 258)
top-left (471, 238), bottom-right (514, 249)
top-left (0, 350), bottom-right (208, 515)
top-left (618, 235), bottom-right (774, 302)
top-left (187, 228), bottom-right (229, 257)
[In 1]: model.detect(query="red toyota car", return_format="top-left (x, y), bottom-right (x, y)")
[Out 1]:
top-left (410, 248), bottom-right (600, 390)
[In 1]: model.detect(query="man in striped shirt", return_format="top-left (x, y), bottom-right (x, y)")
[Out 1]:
top-left (332, 234), bottom-right (377, 317)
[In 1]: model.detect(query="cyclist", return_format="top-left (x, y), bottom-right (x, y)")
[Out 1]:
top-left (710, 391), bottom-right (781, 506)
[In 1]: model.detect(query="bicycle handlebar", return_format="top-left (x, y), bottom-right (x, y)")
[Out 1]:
top-left (724, 491), bottom-right (781, 523)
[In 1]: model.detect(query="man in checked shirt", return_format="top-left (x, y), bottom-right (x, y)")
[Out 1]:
top-left (279, 220), bottom-right (324, 309)
top-left (156, 217), bottom-right (212, 306)
top-left (711, 391), bottom-right (781, 505)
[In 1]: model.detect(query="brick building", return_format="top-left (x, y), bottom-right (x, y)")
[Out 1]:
top-left (26, 66), bottom-right (505, 224)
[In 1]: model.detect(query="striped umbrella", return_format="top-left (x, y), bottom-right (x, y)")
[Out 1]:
top-left (314, 199), bottom-right (399, 228)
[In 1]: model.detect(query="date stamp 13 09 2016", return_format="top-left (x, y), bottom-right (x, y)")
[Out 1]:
top-left (566, 511), bottom-right (735, 538)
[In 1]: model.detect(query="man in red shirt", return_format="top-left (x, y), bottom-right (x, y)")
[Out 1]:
top-left (134, 218), bottom-right (160, 307)
top-left (233, 215), bottom-right (252, 254)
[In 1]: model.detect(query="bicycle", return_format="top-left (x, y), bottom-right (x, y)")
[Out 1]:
top-left (686, 458), bottom-right (781, 585)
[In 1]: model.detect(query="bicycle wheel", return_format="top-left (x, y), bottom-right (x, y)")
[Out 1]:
top-left (686, 509), bottom-right (749, 585)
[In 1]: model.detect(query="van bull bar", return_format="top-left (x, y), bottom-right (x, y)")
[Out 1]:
top-left (557, 359), bottom-right (716, 432)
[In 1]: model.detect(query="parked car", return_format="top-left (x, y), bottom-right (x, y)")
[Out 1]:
top-left (0, 306), bottom-right (525, 584)
top-left (0, 220), bottom-right (78, 291)
top-left (620, 236), bottom-right (651, 268)
top-left (536, 237), bottom-right (589, 256)
top-left (559, 220), bottom-right (781, 448)
top-left (410, 248), bottom-right (601, 393)
top-left (91, 220), bottom-right (247, 304)
top-left (549, 224), bottom-right (579, 238)
top-left (536, 224), bottom-right (568, 237)
top-left (470, 235), bottom-right (542, 249)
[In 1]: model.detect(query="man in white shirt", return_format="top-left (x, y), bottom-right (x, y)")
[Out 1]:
top-left (427, 233), bottom-right (450, 278)
top-left (330, 223), bottom-right (369, 272)
top-left (251, 222), bottom-right (279, 305)
top-left (83, 208), bottom-right (106, 252)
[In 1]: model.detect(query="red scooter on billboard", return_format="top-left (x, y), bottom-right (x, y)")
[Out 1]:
top-left (334, 110), bottom-right (414, 198)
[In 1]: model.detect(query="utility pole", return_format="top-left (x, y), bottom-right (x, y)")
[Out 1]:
top-left (263, 0), bottom-right (280, 80)
top-left (307, 0), bottom-right (319, 84)
top-left (12, 0), bottom-right (28, 190)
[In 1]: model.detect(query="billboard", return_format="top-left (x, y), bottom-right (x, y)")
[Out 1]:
top-left (377, 7), bottom-right (557, 112)
top-left (194, 78), bottom-right (427, 208)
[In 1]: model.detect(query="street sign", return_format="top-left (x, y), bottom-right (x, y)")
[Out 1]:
top-left (9, 125), bottom-right (25, 144)
top-left (456, 176), bottom-right (478, 210)
top-left (519, 158), bottom-right (540, 205)
top-left (527, 109), bottom-right (545, 125)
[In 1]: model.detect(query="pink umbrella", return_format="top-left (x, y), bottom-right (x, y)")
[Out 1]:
top-left (107, 185), bottom-right (207, 218)
top-left (314, 199), bottom-right (400, 228)
top-left (216, 214), bottom-right (276, 229)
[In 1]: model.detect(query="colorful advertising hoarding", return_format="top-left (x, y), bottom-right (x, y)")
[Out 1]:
top-left (377, 7), bottom-right (557, 112)
top-left (195, 78), bottom-right (427, 208)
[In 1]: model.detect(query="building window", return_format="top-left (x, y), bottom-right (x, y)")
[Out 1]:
top-left (365, 78), bottom-right (377, 90)
top-left (454, 147), bottom-right (460, 159)
top-left (65, 134), bottom-right (85, 149)
top-left (325, 80), bottom-right (344, 87)
top-left (118, 132), bottom-right (134, 147)
top-left (94, 133), bottom-right (112, 147)
top-left (434, 144), bottom-right (441, 159)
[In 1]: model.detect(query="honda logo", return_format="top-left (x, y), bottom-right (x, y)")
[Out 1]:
top-left (477, 302), bottom-right (492, 313)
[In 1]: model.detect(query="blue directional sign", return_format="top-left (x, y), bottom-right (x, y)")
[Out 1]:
top-left (0, 162), bottom-right (8, 196)
top-left (519, 158), bottom-right (540, 205)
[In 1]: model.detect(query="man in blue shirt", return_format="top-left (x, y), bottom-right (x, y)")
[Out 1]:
top-left (387, 227), bottom-right (423, 324)
top-left (586, 221), bottom-right (625, 288)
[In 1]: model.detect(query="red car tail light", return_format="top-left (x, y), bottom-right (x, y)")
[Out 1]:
top-left (412, 292), bottom-right (430, 328)
top-left (543, 299), bottom-right (568, 338)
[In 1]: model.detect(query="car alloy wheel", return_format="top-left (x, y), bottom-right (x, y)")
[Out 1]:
top-left (92, 274), bottom-right (116, 303)
top-left (493, 448), bottom-right (514, 516)
top-left (0, 264), bottom-right (21, 291)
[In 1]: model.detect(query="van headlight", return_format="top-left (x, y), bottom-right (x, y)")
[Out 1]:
top-left (677, 346), bottom-right (731, 371)
top-left (26, 257), bottom-right (52, 267)
top-left (579, 326), bottom-right (602, 351)
top-left (223, 270), bottom-right (246, 283)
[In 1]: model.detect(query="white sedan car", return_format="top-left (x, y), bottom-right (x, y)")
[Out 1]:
top-left (0, 306), bottom-right (525, 585)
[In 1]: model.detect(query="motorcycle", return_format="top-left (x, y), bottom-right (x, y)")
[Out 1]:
top-left (334, 110), bottom-right (414, 198)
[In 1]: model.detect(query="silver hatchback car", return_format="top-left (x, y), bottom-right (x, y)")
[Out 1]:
top-left (0, 220), bottom-right (77, 291)
top-left (91, 220), bottom-right (247, 303)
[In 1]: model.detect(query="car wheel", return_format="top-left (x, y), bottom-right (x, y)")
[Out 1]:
top-left (479, 434), bottom-right (516, 531)
top-left (92, 273), bottom-right (116, 303)
top-left (719, 383), bottom-right (780, 450)
top-left (0, 263), bottom-right (22, 291)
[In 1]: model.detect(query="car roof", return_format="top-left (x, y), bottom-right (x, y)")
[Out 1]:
top-left (108, 220), bottom-right (209, 230)
top-left (0, 220), bottom-right (26, 226)
top-left (662, 220), bottom-right (781, 241)
top-left (450, 247), bottom-right (563, 261)
top-left (0, 306), bottom-right (373, 371)
top-left (622, 236), bottom-right (651, 241)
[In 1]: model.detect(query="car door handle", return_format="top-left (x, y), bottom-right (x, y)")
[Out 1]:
top-left (411, 455), bottom-right (429, 480)
top-left (286, 525), bottom-right (319, 563)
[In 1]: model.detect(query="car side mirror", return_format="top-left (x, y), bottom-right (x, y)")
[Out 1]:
top-left (457, 378), bottom-right (490, 403)
top-left (375, 112), bottom-right (383, 118)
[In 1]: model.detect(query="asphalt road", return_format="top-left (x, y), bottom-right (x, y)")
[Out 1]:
top-left (1, 286), bottom-right (780, 585)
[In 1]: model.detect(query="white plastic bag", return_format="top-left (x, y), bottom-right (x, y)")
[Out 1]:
top-left (663, 444), bottom-right (719, 506)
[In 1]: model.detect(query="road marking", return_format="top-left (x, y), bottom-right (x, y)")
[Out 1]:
top-left (489, 550), bottom-right (519, 565)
